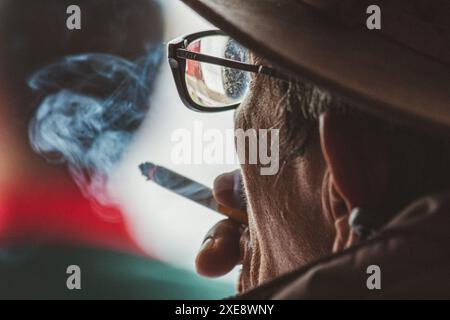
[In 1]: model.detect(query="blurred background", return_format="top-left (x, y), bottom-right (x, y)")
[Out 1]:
top-left (0, 0), bottom-right (239, 298)
top-left (111, 0), bottom-right (239, 282)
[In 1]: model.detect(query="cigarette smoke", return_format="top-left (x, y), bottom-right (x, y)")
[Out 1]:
top-left (28, 46), bottom-right (163, 205)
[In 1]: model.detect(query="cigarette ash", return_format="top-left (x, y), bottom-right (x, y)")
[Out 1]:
top-left (28, 46), bottom-right (163, 206)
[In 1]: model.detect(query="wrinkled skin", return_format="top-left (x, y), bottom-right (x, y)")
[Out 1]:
top-left (234, 74), bottom-right (335, 290)
top-left (196, 71), bottom-right (339, 292)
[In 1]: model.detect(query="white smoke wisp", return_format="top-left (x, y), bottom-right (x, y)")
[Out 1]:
top-left (28, 47), bottom-right (163, 206)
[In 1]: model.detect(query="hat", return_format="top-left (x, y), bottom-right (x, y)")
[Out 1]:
top-left (181, 0), bottom-right (450, 132)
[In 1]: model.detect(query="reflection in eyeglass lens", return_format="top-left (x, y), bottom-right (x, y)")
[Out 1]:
top-left (185, 35), bottom-right (251, 108)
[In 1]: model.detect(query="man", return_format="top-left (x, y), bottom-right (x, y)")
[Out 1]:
top-left (0, 0), bottom-right (232, 299)
top-left (170, 0), bottom-right (450, 298)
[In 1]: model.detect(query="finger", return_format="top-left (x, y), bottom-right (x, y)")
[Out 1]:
top-left (195, 219), bottom-right (244, 277)
top-left (213, 170), bottom-right (246, 211)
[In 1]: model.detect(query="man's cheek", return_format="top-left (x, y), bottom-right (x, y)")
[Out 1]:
top-left (259, 129), bottom-right (280, 176)
top-left (234, 101), bottom-right (253, 131)
top-left (234, 77), bottom-right (277, 131)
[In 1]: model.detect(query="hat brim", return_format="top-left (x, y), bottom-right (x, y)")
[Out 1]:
top-left (181, 0), bottom-right (450, 133)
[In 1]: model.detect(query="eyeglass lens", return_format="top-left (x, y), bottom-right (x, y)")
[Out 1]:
top-left (184, 35), bottom-right (251, 108)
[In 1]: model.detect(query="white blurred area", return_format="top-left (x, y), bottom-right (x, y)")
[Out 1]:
top-left (110, 0), bottom-right (239, 283)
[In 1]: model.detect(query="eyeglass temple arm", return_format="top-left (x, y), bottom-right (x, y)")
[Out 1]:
top-left (176, 49), bottom-right (290, 81)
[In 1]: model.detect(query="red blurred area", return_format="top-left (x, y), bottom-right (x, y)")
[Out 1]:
top-left (0, 76), bottom-right (143, 256)
top-left (186, 41), bottom-right (203, 79)
top-left (0, 176), bottom-right (143, 254)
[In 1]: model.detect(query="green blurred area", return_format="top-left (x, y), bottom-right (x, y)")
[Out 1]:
top-left (0, 245), bottom-right (235, 300)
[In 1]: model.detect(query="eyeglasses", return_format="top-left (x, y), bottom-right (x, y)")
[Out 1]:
top-left (168, 30), bottom-right (289, 113)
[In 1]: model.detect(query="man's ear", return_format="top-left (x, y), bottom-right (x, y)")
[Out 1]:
top-left (319, 111), bottom-right (391, 247)
top-left (320, 111), bottom-right (391, 209)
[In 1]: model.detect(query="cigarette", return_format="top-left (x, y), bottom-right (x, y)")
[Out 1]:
top-left (139, 162), bottom-right (247, 225)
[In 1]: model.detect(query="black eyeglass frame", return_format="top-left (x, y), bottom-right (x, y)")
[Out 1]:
top-left (168, 30), bottom-right (290, 113)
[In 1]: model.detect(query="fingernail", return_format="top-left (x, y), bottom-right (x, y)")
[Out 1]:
top-left (200, 238), bottom-right (214, 251)
top-left (214, 171), bottom-right (245, 209)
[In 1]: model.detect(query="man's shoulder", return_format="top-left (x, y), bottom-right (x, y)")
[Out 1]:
top-left (237, 192), bottom-right (450, 300)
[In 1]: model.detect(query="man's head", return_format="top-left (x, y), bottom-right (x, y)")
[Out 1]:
top-left (179, 7), bottom-right (449, 291)
top-left (169, 0), bottom-right (450, 293)
top-left (234, 54), bottom-right (450, 289)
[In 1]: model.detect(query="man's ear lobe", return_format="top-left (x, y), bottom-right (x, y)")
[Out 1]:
top-left (319, 111), bottom-right (390, 211)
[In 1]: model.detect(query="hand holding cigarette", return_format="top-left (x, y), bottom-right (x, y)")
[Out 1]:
top-left (139, 163), bottom-right (249, 278)
top-left (198, 170), bottom-right (249, 278)
top-left (139, 162), bottom-right (247, 225)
